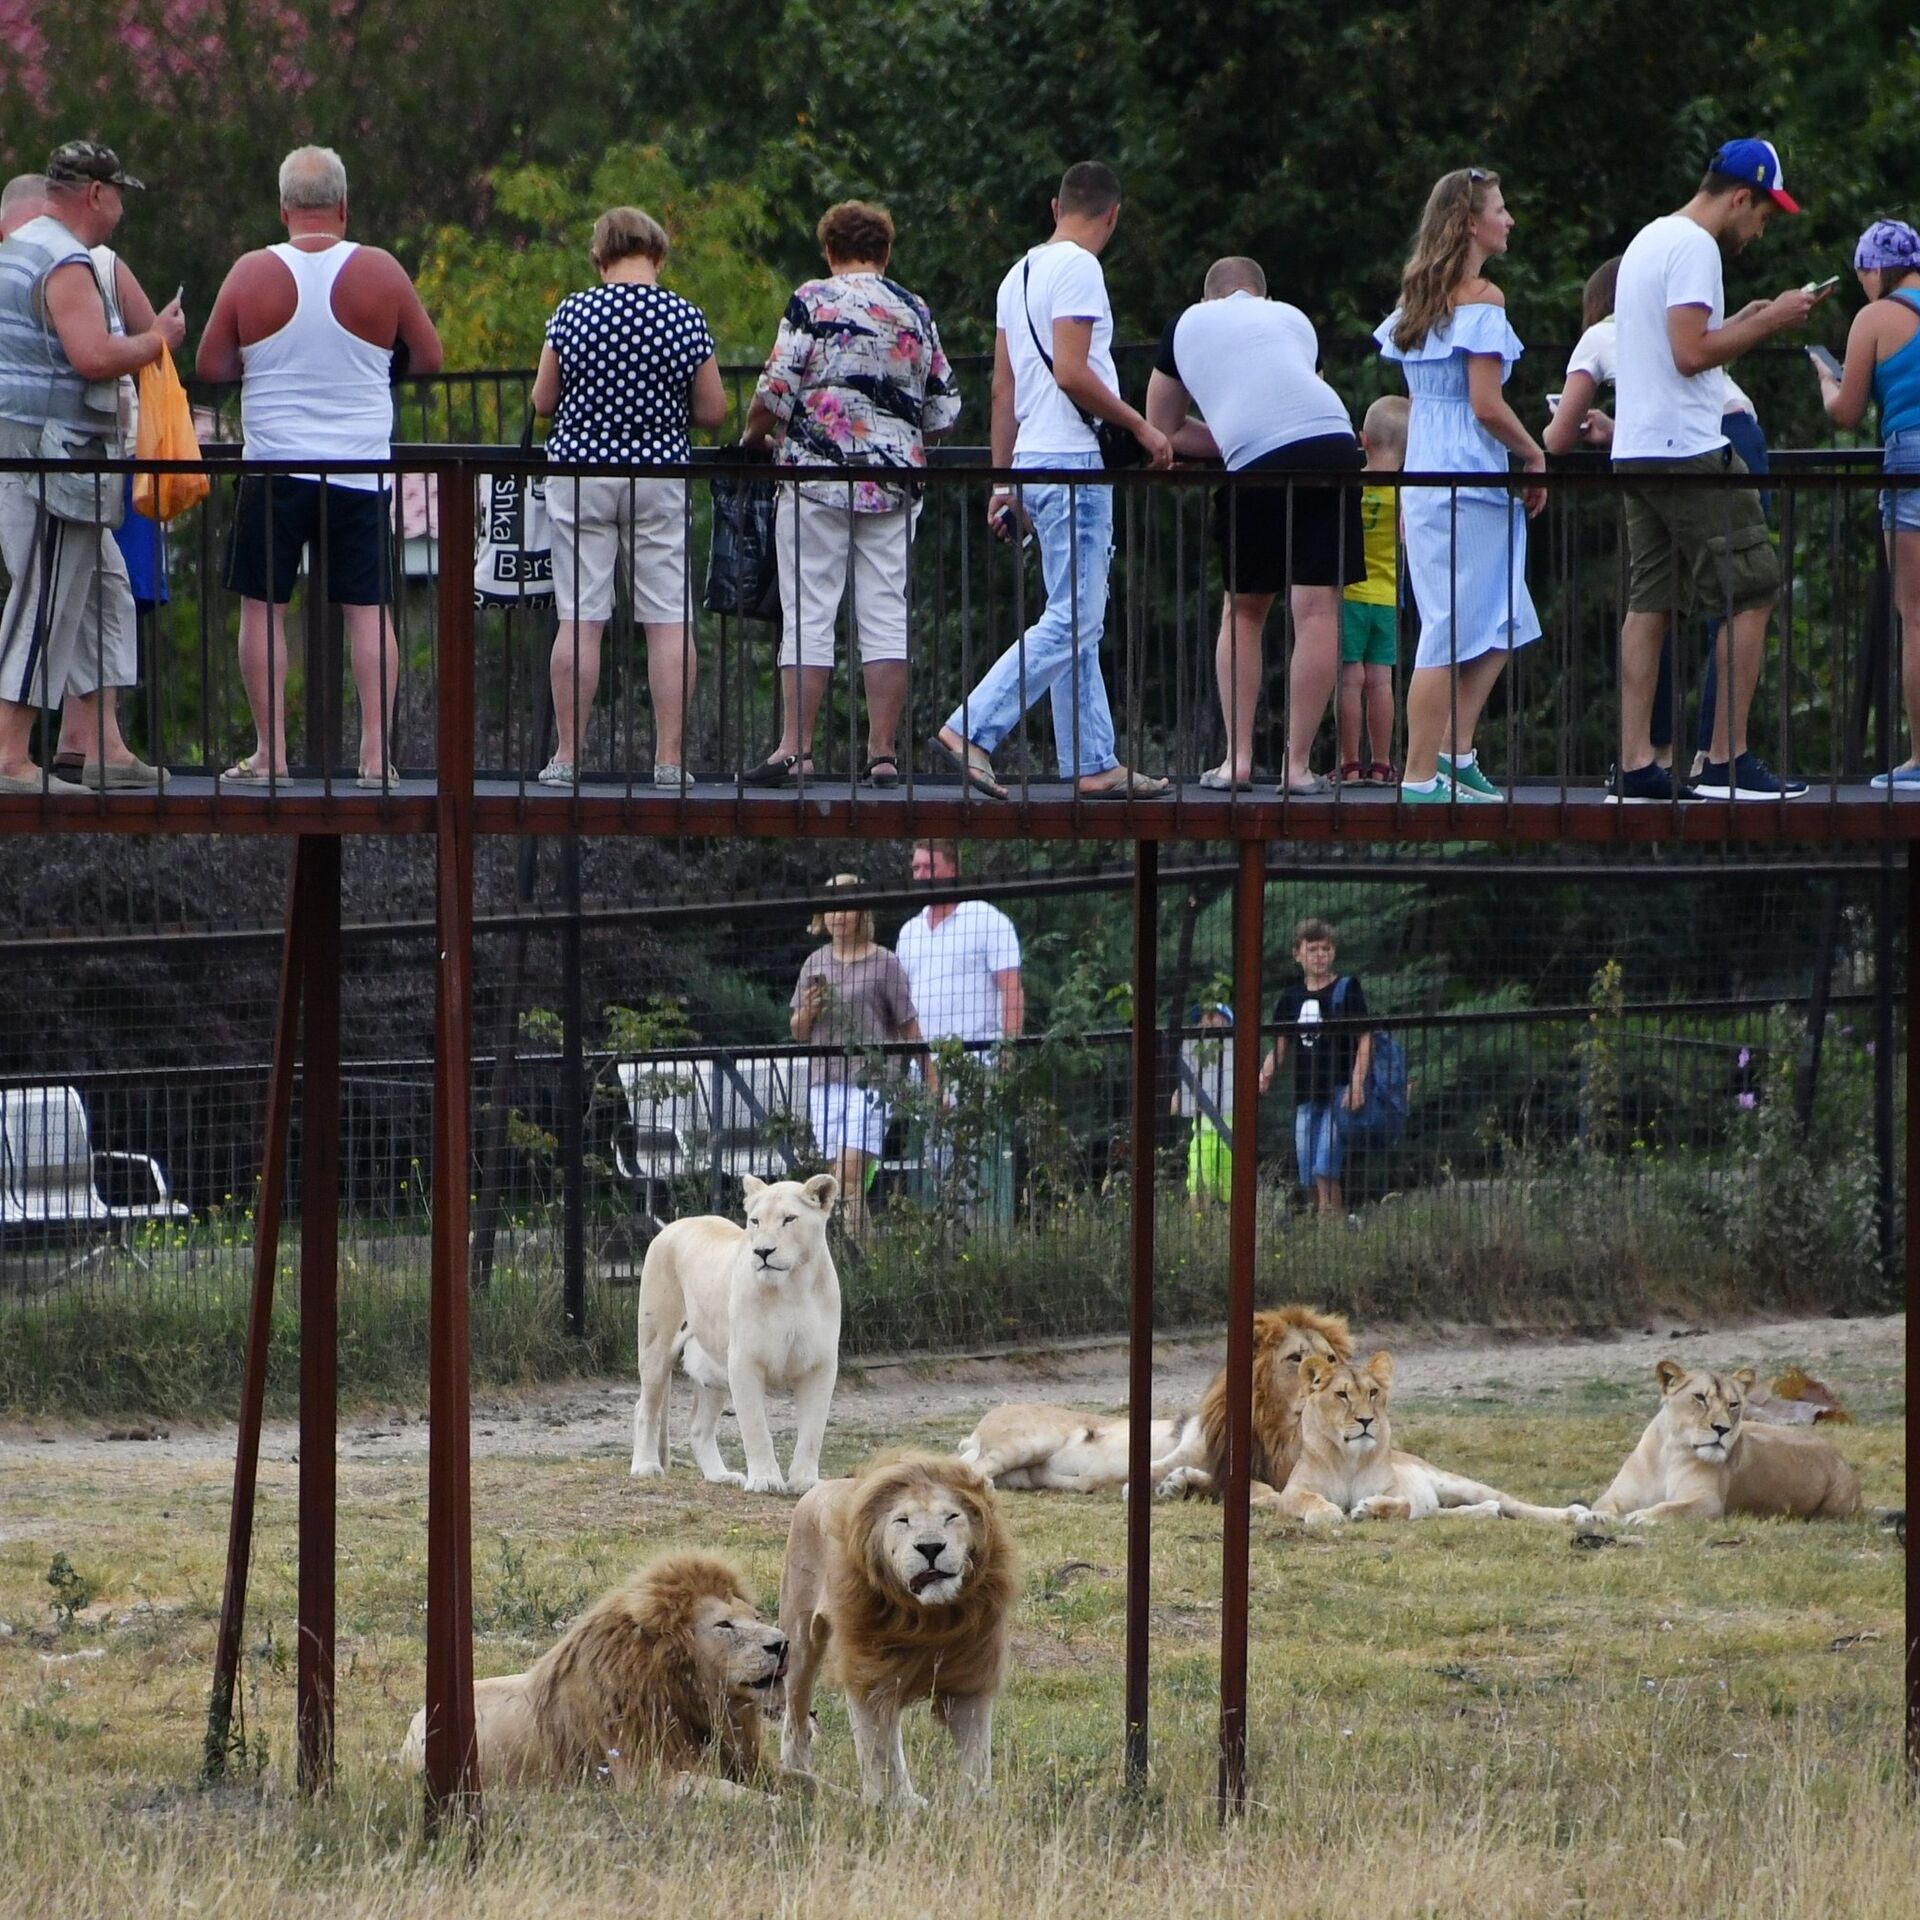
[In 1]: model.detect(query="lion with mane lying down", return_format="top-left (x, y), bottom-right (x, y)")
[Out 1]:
top-left (1591, 1359), bottom-right (1863, 1525)
top-left (1156, 1304), bottom-right (1354, 1504)
top-left (1272, 1352), bottom-right (1589, 1525)
top-left (401, 1551), bottom-right (789, 1798)
top-left (779, 1454), bottom-right (1015, 1808)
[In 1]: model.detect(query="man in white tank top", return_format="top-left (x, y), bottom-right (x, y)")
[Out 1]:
top-left (197, 145), bottom-right (442, 784)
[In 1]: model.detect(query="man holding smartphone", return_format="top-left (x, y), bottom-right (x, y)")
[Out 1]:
top-left (1609, 137), bottom-right (1821, 802)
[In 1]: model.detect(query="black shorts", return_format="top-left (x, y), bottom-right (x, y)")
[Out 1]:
top-left (223, 476), bottom-right (393, 606)
top-left (1213, 433), bottom-right (1366, 594)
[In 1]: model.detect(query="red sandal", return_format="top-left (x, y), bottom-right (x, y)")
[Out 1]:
top-left (1337, 760), bottom-right (1365, 784)
top-left (1365, 762), bottom-right (1398, 786)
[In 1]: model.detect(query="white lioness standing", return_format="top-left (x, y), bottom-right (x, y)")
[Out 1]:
top-left (1591, 1359), bottom-right (1863, 1525)
top-left (1274, 1353), bottom-right (1589, 1525)
top-left (957, 1403), bottom-right (1202, 1493)
top-left (631, 1174), bottom-right (841, 1495)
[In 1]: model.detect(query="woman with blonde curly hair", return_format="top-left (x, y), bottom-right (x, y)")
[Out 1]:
top-left (1375, 168), bottom-right (1545, 804)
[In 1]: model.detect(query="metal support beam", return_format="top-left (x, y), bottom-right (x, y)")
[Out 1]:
top-left (1125, 840), bottom-right (1158, 1790)
top-left (204, 841), bottom-right (307, 1780)
top-left (1219, 840), bottom-right (1263, 1818)
top-left (1907, 851), bottom-right (1918, 1780)
top-left (295, 833), bottom-right (342, 1795)
top-left (425, 463), bottom-right (481, 1835)
top-left (560, 836), bottom-right (586, 1338)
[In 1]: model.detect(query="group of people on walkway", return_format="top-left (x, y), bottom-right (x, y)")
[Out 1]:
top-left (2, 135), bottom-right (1916, 799)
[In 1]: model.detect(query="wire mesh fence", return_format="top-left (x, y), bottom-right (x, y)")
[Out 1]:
top-left (0, 834), bottom-right (1902, 1412)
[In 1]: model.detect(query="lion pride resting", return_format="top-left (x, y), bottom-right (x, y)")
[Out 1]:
top-left (401, 1551), bottom-right (788, 1798)
top-left (779, 1455), bottom-right (1014, 1808)
top-left (1272, 1352), bottom-right (1588, 1525)
top-left (1591, 1359), bottom-right (1862, 1525)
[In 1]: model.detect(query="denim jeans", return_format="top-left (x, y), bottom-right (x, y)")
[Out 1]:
top-left (945, 451), bottom-right (1118, 778)
top-left (1294, 1099), bottom-right (1346, 1187)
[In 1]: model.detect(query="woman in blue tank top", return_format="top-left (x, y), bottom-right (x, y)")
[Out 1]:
top-left (1816, 219), bottom-right (1920, 788)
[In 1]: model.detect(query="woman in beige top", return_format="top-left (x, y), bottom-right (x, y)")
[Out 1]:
top-left (789, 875), bottom-right (933, 1239)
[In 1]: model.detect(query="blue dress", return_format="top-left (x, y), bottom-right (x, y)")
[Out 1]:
top-left (1375, 302), bottom-right (1540, 670)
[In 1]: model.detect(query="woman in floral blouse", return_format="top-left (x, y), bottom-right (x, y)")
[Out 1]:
top-left (741, 201), bottom-right (960, 786)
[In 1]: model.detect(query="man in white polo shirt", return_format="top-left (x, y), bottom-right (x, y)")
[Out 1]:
top-left (1146, 256), bottom-right (1365, 795)
top-left (1610, 137), bottom-right (1817, 802)
top-left (895, 839), bottom-right (1023, 1053)
top-left (896, 838), bottom-right (1022, 1220)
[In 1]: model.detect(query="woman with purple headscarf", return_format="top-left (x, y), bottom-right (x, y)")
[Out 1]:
top-left (1815, 218), bottom-right (1920, 788)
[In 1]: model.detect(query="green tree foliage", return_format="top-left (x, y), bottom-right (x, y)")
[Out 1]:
top-left (414, 146), bottom-right (789, 369)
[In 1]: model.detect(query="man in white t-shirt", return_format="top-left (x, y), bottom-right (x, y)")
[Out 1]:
top-left (1609, 138), bottom-right (1819, 803)
top-left (895, 838), bottom-right (1023, 1051)
top-left (935, 162), bottom-right (1171, 803)
top-left (1145, 256), bottom-right (1366, 794)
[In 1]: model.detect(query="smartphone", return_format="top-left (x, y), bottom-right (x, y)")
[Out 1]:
top-left (1807, 344), bottom-right (1843, 381)
top-left (1803, 275), bottom-right (1841, 300)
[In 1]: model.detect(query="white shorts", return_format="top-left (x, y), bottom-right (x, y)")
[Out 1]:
top-left (807, 1080), bottom-right (888, 1161)
top-left (776, 491), bottom-right (917, 670)
top-left (545, 473), bottom-right (690, 626)
top-left (0, 475), bottom-right (135, 708)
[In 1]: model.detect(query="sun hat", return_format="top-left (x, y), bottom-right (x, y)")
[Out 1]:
top-left (1708, 137), bottom-right (1799, 214)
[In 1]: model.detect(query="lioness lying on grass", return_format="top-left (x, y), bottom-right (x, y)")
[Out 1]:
top-left (1270, 1353), bottom-right (1589, 1525)
top-left (1590, 1360), bottom-right (1862, 1525)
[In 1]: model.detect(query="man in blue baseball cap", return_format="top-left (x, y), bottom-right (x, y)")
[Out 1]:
top-left (1608, 138), bottom-right (1822, 803)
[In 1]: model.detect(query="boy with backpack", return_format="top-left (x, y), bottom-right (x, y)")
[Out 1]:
top-left (1259, 917), bottom-right (1371, 1219)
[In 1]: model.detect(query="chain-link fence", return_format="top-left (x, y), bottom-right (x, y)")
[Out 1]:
top-left (0, 834), bottom-right (1901, 1413)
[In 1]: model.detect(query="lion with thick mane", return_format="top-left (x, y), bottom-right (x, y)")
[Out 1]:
top-left (778, 1454), bottom-right (1015, 1807)
top-left (1273, 1352), bottom-right (1588, 1524)
top-left (1156, 1303), bottom-right (1355, 1504)
top-left (401, 1551), bottom-right (788, 1797)
top-left (1591, 1359), bottom-right (1863, 1524)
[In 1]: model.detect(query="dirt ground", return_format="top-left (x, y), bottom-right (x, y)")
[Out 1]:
top-left (0, 1309), bottom-right (1901, 1471)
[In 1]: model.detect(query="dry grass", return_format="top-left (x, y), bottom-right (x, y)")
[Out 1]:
top-left (0, 1394), bottom-right (1909, 1919)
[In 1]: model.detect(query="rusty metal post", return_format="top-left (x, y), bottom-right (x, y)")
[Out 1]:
top-left (1907, 851), bottom-right (1918, 1781)
top-left (204, 842), bottom-right (307, 1780)
top-left (426, 461), bottom-right (481, 1834)
top-left (1219, 838), bottom-right (1263, 1818)
top-left (295, 832), bottom-right (342, 1795)
top-left (1125, 839), bottom-right (1158, 1790)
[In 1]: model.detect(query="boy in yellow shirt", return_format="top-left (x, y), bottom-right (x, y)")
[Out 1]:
top-left (1338, 395), bottom-right (1409, 783)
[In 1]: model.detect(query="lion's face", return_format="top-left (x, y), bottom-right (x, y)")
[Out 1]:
top-left (1655, 1360), bottom-right (1756, 1464)
top-left (687, 1591), bottom-right (790, 1702)
top-left (1298, 1352), bottom-right (1394, 1455)
top-left (739, 1173), bottom-right (838, 1276)
top-left (873, 1483), bottom-right (981, 1607)
top-left (1260, 1315), bottom-right (1351, 1415)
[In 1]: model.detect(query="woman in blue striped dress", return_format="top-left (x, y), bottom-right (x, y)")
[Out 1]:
top-left (1376, 169), bottom-right (1545, 804)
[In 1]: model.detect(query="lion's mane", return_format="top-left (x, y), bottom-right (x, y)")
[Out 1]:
top-left (525, 1550), bottom-right (766, 1783)
top-left (825, 1456), bottom-right (1016, 1705)
top-left (1197, 1304), bottom-right (1354, 1492)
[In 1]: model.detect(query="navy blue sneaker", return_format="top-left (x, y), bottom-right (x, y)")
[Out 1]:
top-left (1691, 752), bottom-right (1809, 800)
top-left (1606, 762), bottom-right (1699, 804)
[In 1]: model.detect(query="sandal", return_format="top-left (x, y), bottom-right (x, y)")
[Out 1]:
top-left (222, 756), bottom-right (281, 784)
top-left (1337, 760), bottom-right (1365, 784)
top-left (741, 752), bottom-right (813, 787)
top-left (1280, 771), bottom-right (1332, 797)
top-left (929, 735), bottom-right (1007, 801)
top-left (1198, 765), bottom-right (1252, 792)
top-left (1076, 767), bottom-right (1172, 800)
top-left (1365, 762), bottom-right (1397, 786)
top-left (356, 763), bottom-right (399, 789)
top-left (864, 754), bottom-right (900, 788)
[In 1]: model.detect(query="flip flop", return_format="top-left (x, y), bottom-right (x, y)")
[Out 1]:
top-left (1076, 768), bottom-right (1172, 800)
top-left (1280, 771), bottom-right (1332, 797)
top-left (930, 736), bottom-right (1007, 801)
top-left (1198, 765), bottom-right (1252, 792)
top-left (356, 764), bottom-right (399, 789)
top-left (741, 752), bottom-right (814, 787)
top-left (222, 757), bottom-right (281, 784)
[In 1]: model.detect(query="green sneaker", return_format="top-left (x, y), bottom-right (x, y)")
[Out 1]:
top-left (1437, 752), bottom-right (1503, 800)
top-left (1398, 778), bottom-right (1498, 805)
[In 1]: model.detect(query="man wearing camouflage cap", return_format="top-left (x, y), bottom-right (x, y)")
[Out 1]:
top-left (0, 142), bottom-right (184, 793)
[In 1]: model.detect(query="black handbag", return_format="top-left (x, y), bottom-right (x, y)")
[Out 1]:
top-left (1020, 258), bottom-right (1147, 472)
top-left (702, 453), bottom-right (781, 621)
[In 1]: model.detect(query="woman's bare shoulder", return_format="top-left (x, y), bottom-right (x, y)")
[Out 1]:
top-left (1454, 277), bottom-right (1505, 309)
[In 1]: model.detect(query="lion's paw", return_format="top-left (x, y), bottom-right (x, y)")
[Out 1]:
top-left (743, 1470), bottom-right (787, 1495)
top-left (704, 1469), bottom-right (749, 1490)
top-left (1155, 1467), bottom-right (1202, 1500)
top-left (786, 1469), bottom-right (820, 1496)
top-left (629, 1459), bottom-right (666, 1481)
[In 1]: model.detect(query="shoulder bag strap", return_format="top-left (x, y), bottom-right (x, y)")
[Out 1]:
top-left (1021, 256), bottom-right (1095, 430)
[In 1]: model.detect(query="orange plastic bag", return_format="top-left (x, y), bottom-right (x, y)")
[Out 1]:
top-left (132, 344), bottom-right (210, 522)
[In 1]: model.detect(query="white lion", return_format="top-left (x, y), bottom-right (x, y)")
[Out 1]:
top-left (631, 1174), bottom-right (841, 1496)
